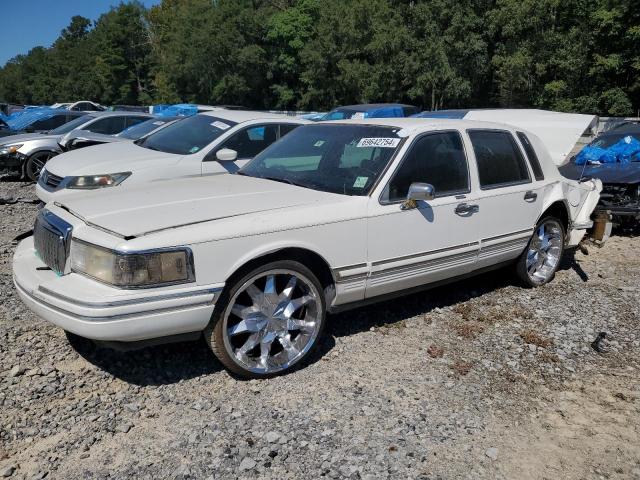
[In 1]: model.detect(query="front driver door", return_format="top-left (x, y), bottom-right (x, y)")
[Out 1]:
top-left (366, 130), bottom-right (480, 298)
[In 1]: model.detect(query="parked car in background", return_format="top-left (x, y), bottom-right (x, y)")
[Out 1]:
top-left (560, 122), bottom-right (640, 226)
top-left (0, 111), bottom-right (152, 180)
top-left (0, 109), bottom-right (85, 139)
top-left (37, 110), bottom-right (308, 203)
top-left (15, 118), bottom-right (602, 378)
top-left (59, 116), bottom-right (181, 151)
top-left (51, 101), bottom-right (106, 112)
top-left (320, 103), bottom-right (419, 121)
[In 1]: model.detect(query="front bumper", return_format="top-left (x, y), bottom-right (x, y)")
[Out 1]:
top-left (13, 237), bottom-right (223, 342)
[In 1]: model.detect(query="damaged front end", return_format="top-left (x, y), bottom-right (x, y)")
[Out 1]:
top-left (597, 183), bottom-right (640, 228)
top-left (559, 177), bottom-right (611, 245)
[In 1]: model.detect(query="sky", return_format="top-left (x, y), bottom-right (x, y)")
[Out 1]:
top-left (0, 0), bottom-right (160, 66)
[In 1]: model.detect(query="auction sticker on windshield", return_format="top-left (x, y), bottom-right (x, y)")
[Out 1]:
top-left (356, 138), bottom-right (400, 148)
top-left (353, 176), bottom-right (368, 188)
top-left (211, 121), bottom-right (231, 130)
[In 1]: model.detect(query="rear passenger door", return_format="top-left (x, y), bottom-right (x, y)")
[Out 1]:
top-left (467, 129), bottom-right (544, 269)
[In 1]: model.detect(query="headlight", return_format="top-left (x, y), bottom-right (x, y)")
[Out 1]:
top-left (66, 172), bottom-right (131, 189)
top-left (0, 144), bottom-right (23, 155)
top-left (70, 240), bottom-right (194, 287)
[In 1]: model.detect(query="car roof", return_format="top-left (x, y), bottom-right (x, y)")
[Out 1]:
top-left (85, 111), bottom-right (153, 118)
top-left (333, 103), bottom-right (415, 111)
top-left (199, 110), bottom-right (306, 123)
top-left (320, 117), bottom-right (519, 132)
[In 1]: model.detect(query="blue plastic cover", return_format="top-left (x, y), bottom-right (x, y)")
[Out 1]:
top-left (151, 104), bottom-right (198, 117)
top-left (4, 107), bottom-right (63, 131)
top-left (575, 135), bottom-right (640, 164)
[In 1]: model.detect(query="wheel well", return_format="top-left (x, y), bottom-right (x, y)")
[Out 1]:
top-left (229, 248), bottom-right (336, 304)
top-left (540, 201), bottom-right (569, 232)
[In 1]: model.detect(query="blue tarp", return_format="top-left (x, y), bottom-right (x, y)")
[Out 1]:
top-left (3, 107), bottom-right (61, 131)
top-left (151, 104), bottom-right (199, 117)
top-left (576, 135), bottom-right (640, 165)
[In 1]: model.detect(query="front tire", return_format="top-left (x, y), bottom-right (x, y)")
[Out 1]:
top-left (25, 151), bottom-right (56, 181)
top-left (205, 260), bottom-right (326, 378)
top-left (516, 216), bottom-right (565, 287)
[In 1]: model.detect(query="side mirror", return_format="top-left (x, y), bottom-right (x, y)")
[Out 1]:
top-left (216, 148), bottom-right (238, 162)
top-left (407, 182), bottom-right (435, 201)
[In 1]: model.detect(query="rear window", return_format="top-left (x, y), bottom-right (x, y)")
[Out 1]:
top-left (30, 115), bottom-right (68, 131)
top-left (516, 132), bottom-right (544, 181)
top-left (468, 130), bottom-right (530, 189)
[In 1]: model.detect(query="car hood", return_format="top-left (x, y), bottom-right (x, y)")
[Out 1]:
top-left (559, 162), bottom-right (640, 184)
top-left (57, 174), bottom-right (345, 238)
top-left (0, 133), bottom-right (57, 145)
top-left (45, 141), bottom-right (181, 177)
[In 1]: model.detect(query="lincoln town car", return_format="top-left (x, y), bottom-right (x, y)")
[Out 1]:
top-left (13, 119), bottom-right (602, 378)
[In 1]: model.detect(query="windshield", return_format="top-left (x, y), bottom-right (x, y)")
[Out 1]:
top-left (321, 109), bottom-right (360, 121)
top-left (590, 133), bottom-right (640, 150)
top-left (49, 115), bottom-right (93, 134)
top-left (239, 124), bottom-right (403, 195)
top-left (118, 118), bottom-right (175, 140)
top-left (137, 114), bottom-right (237, 154)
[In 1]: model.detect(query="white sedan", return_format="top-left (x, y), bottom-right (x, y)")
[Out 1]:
top-left (36, 110), bottom-right (308, 203)
top-left (14, 118), bottom-right (601, 378)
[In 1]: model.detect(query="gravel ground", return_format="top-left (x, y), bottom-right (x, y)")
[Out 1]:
top-left (0, 178), bottom-right (639, 480)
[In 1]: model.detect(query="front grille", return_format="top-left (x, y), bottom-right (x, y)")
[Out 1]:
top-left (33, 210), bottom-right (73, 275)
top-left (39, 170), bottom-right (64, 189)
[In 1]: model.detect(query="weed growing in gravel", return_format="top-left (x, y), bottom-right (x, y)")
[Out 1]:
top-left (452, 303), bottom-right (474, 320)
top-left (427, 344), bottom-right (445, 358)
top-left (520, 330), bottom-right (554, 348)
top-left (451, 360), bottom-right (473, 376)
top-left (451, 322), bottom-right (485, 339)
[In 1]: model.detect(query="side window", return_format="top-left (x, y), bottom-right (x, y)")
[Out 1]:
top-left (279, 123), bottom-right (300, 138)
top-left (125, 116), bottom-right (149, 128)
top-left (516, 132), bottom-right (544, 181)
top-left (86, 117), bottom-right (126, 135)
top-left (31, 115), bottom-right (67, 131)
top-left (386, 131), bottom-right (469, 202)
top-left (220, 124), bottom-right (279, 158)
top-left (468, 130), bottom-right (531, 189)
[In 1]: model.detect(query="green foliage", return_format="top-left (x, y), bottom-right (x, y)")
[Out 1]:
top-left (0, 0), bottom-right (638, 115)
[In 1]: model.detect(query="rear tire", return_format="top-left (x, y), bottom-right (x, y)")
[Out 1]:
top-left (516, 216), bottom-right (565, 287)
top-left (25, 151), bottom-right (56, 181)
top-left (205, 260), bottom-right (326, 379)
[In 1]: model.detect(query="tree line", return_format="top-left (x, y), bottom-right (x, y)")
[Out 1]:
top-left (0, 0), bottom-right (638, 116)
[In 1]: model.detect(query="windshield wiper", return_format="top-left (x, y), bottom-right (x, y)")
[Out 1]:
top-left (261, 175), bottom-right (309, 189)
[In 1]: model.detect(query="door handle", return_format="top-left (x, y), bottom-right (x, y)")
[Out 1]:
top-left (524, 191), bottom-right (538, 202)
top-left (455, 203), bottom-right (479, 216)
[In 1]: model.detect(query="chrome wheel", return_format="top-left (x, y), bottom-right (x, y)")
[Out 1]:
top-left (526, 219), bottom-right (563, 284)
top-left (222, 269), bottom-right (323, 375)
